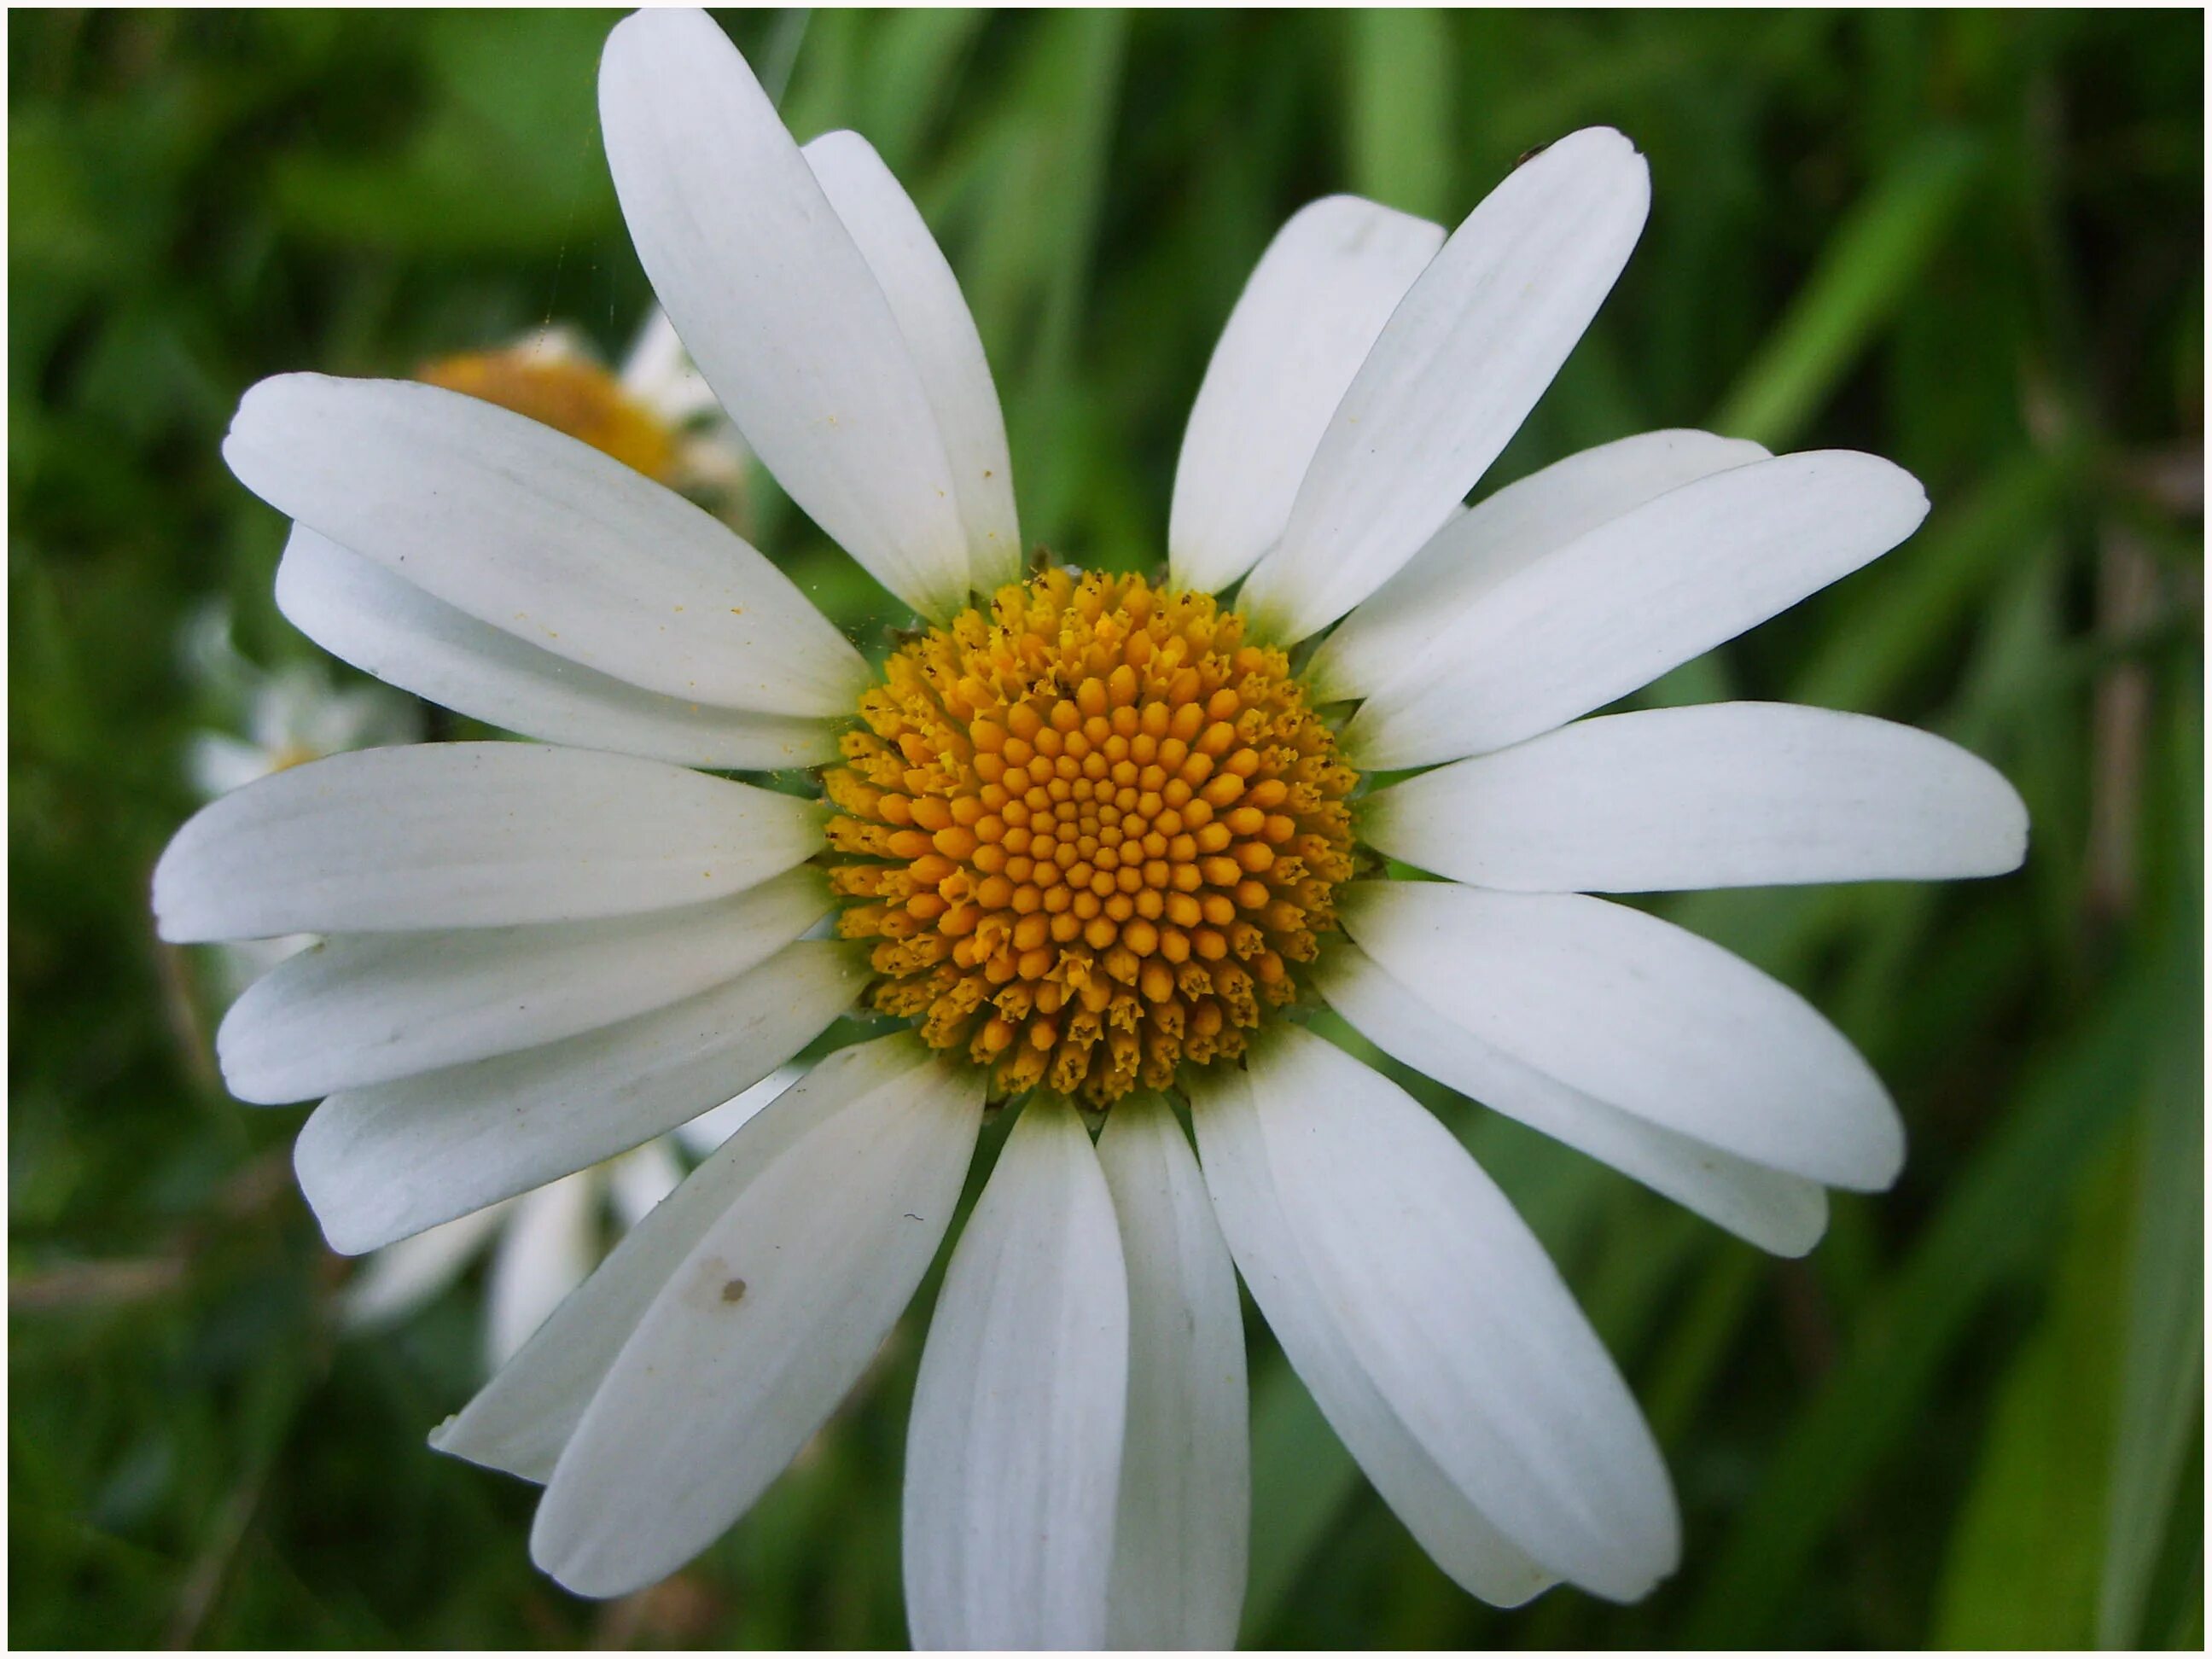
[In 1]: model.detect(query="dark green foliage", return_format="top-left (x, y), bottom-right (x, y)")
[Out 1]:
top-left (10, 8), bottom-right (2201, 1647)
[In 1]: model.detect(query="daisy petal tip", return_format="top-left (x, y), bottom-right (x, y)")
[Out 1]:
top-left (1575, 1470), bottom-right (1683, 1605)
top-left (1809, 448), bottom-right (1931, 538)
top-left (1983, 770), bottom-right (2033, 876)
top-left (1837, 1104), bottom-right (1909, 1196)
top-left (148, 816), bottom-right (221, 945)
top-left (604, 4), bottom-right (721, 67)
top-left (528, 1517), bottom-right (649, 1604)
top-left (1542, 125), bottom-right (1651, 202)
top-left (292, 1116), bottom-right (393, 1259)
top-left (221, 372), bottom-right (341, 488)
top-left (1762, 1185), bottom-right (1833, 1260)
top-left (211, 1045), bottom-right (292, 1110)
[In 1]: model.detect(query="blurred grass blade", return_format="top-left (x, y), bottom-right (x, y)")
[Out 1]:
top-left (1345, 10), bottom-right (1453, 220)
top-left (2096, 998), bottom-right (2205, 1646)
top-left (1684, 953), bottom-right (2168, 1644)
top-left (2096, 711), bottom-right (2204, 1647)
top-left (858, 9), bottom-right (984, 172)
top-left (1714, 130), bottom-right (1982, 449)
top-left (1929, 1142), bottom-right (2130, 1647)
top-left (969, 9), bottom-right (1126, 548)
top-left (1240, 1355), bottom-right (1363, 1644)
top-left (754, 9), bottom-right (814, 108)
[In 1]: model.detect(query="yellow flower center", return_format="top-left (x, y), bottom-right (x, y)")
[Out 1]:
top-left (418, 348), bottom-right (681, 484)
top-left (824, 569), bottom-right (1358, 1106)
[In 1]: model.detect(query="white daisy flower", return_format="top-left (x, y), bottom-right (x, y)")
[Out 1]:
top-left (151, 8), bottom-right (2029, 1646)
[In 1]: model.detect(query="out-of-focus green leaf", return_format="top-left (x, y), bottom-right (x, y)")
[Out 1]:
top-left (1929, 1141), bottom-right (2128, 1647)
top-left (1714, 130), bottom-right (1982, 448)
top-left (961, 9), bottom-right (1126, 550)
top-left (1344, 10), bottom-right (1452, 220)
top-left (2097, 681), bottom-right (2204, 1648)
top-left (273, 10), bottom-right (619, 253)
top-left (856, 9), bottom-right (984, 172)
top-left (1240, 1355), bottom-right (1362, 1644)
top-left (2095, 992), bottom-right (2204, 1647)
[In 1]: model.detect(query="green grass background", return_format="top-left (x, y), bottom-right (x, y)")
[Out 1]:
top-left (9, 7), bottom-right (2203, 1648)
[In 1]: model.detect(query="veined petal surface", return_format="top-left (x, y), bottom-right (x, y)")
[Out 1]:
top-left (153, 742), bottom-right (825, 942)
top-left (1096, 1095), bottom-right (1249, 1650)
top-left (1167, 195), bottom-right (1442, 597)
top-left (434, 1064), bottom-right (839, 1484)
top-left (904, 1097), bottom-right (1130, 1650)
top-left (1337, 880), bottom-right (1905, 1190)
top-left (1341, 451), bottom-right (1930, 769)
top-left (224, 374), bottom-right (864, 714)
top-left (1191, 1026), bottom-right (1678, 1601)
top-left (276, 530), bottom-right (838, 771)
top-left (1316, 940), bottom-right (1829, 1256)
top-left (1237, 129), bottom-right (1651, 643)
top-left (527, 1038), bottom-right (983, 1598)
top-left (803, 130), bottom-right (1021, 595)
top-left (294, 941), bottom-right (867, 1254)
top-left (1362, 702), bottom-right (2029, 893)
top-left (218, 867), bottom-right (831, 1103)
top-left (600, 8), bottom-right (973, 620)
top-left (1309, 428), bottom-right (1767, 703)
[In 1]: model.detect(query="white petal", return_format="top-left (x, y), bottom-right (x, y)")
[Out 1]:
top-left (1315, 940), bottom-right (1828, 1255)
top-left (1195, 1062), bottom-right (1555, 1612)
top-left (276, 530), bottom-right (836, 771)
top-left (1342, 451), bottom-right (1931, 769)
top-left (486, 1171), bottom-right (602, 1370)
top-left (1338, 881), bottom-right (1904, 1190)
top-left (1095, 1095), bottom-right (1249, 1650)
top-left (672, 1065), bottom-right (805, 1157)
top-left (1236, 131), bottom-right (1651, 643)
top-left (152, 742), bottom-right (825, 943)
top-left (218, 866), bottom-right (830, 1103)
top-left (339, 1203), bottom-right (510, 1330)
top-left (604, 1138), bottom-right (686, 1231)
top-left (529, 1038), bottom-right (983, 1598)
top-left (433, 1052), bottom-right (847, 1485)
top-left (600, 9), bottom-right (972, 620)
top-left (294, 940), bottom-right (866, 1254)
top-left (803, 130), bottom-right (1021, 596)
top-left (224, 374), bottom-right (865, 715)
top-left (1307, 429), bottom-right (1767, 702)
top-left (1363, 702), bottom-right (2030, 894)
top-left (1167, 196), bottom-right (1442, 597)
top-left (1191, 1026), bottom-right (1679, 1601)
top-left (904, 1098), bottom-right (1130, 1650)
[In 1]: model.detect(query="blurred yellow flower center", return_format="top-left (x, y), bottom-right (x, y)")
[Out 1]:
top-left (824, 569), bottom-right (1358, 1106)
top-left (418, 347), bottom-right (680, 483)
